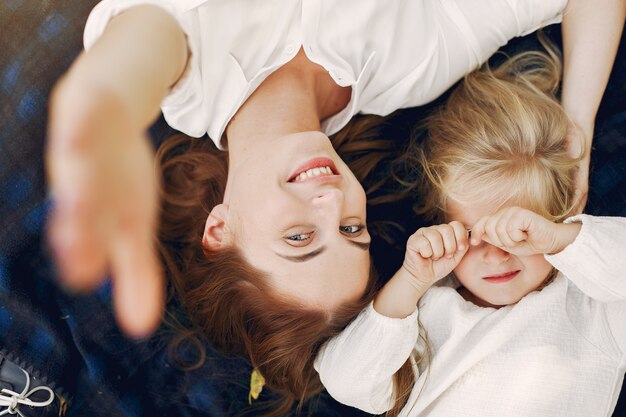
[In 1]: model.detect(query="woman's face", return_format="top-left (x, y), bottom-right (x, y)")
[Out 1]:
top-left (218, 131), bottom-right (371, 310)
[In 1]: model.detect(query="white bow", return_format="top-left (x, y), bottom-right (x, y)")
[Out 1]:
top-left (0, 369), bottom-right (54, 417)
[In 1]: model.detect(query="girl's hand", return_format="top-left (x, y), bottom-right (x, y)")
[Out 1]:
top-left (46, 80), bottom-right (164, 337)
top-left (469, 207), bottom-right (581, 256)
top-left (373, 221), bottom-right (469, 319)
top-left (402, 221), bottom-right (470, 288)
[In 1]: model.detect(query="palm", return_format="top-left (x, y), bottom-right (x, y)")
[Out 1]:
top-left (46, 86), bottom-right (163, 336)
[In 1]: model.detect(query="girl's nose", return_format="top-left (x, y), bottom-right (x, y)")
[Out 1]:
top-left (482, 242), bottom-right (511, 264)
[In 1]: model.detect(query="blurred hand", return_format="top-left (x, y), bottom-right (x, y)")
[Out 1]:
top-left (46, 79), bottom-right (163, 337)
top-left (402, 221), bottom-right (469, 288)
top-left (469, 206), bottom-right (581, 256)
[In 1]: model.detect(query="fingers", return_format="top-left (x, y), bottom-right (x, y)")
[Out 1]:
top-left (421, 228), bottom-right (446, 259)
top-left (410, 234), bottom-right (434, 259)
top-left (49, 206), bottom-right (106, 291)
top-left (470, 207), bottom-right (530, 250)
top-left (450, 221), bottom-right (469, 251)
top-left (409, 222), bottom-right (468, 260)
top-left (110, 230), bottom-right (164, 338)
top-left (49, 197), bottom-right (164, 338)
top-left (469, 215), bottom-right (487, 246)
top-left (48, 155), bottom-right (107, 291)
top-left (404, 222), bottom-right (469, 285)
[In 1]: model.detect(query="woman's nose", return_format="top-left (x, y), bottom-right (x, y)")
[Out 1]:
top-left (482, 243), bottom-right (511, 264)
top-left (311, 188), bottom-right (344, 218)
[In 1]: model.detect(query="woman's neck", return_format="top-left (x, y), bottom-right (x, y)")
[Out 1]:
top-left (226, 49), bottom-right (351, 155)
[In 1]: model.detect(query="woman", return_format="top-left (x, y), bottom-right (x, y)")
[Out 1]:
top-left (42, 0), bottom-right (624, 415)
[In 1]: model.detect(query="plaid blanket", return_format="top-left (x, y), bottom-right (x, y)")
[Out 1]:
top-left (0, 2), bottom-right (624, 416)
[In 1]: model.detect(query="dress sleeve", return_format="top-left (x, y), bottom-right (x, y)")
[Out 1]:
top-left (546, 215), bottom-right (626, 357)
top-left (545, 215), bottom-right (626, 303)
top-left (83, 0), bottom-right (206, 136)
top-left (313, 303), bottom-right (419, 414)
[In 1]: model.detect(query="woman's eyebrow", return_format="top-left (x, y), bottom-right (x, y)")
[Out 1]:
top-left (275, 246), bottom-right (327, 263)
top-left (275, 239), bottom-right (369, 263)
top-left (348, 240), bottom-right (370, 251)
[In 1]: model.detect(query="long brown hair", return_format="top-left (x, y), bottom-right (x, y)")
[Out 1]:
top-left (156, 132), bottom-right (414, 416)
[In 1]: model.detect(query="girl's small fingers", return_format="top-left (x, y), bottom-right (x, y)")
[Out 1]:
top-left (470, 216), bottom-right (487, 245)
top-left (449, 221), bottom-right (469, 251)
top-left (406, 232), bottom-right (424, 253)
top-left (422, 228), bottom-right (445, 260)
top-left (505, 225), bottom-right (527, 244)
top-left (437, 225), bottom-right (458, 258)
top-left (414, 235), bottom-right (433, 259)
top-left (506, 210), bottom-right (531, 243)
top-left (495, 213), bottom-right (519, 248)
top-left (484, 216), bottom-right (504, 248)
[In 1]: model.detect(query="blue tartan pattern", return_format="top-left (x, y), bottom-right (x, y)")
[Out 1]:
top-left (0, 2), bottom-right (625, 416)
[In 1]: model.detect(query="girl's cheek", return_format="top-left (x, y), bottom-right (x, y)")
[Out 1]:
top-left (454, 247), bottom-right (480, 281)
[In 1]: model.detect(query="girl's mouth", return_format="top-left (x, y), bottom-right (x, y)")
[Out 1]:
top-left (482, 270), bottom-right (520, 283)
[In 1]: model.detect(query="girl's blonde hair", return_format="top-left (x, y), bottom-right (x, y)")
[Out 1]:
top-left (412, 39), bottom-right (582, 222)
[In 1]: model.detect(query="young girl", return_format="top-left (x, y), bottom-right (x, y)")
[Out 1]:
top-left (314, 49), bottom-right (626, 417)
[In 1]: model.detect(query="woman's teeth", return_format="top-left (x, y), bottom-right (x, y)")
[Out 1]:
top-left (294, 166), bottom-right (334, 182)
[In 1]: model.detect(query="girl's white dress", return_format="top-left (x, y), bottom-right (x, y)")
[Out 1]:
top-left (315, 215), bottom-right (626, 417)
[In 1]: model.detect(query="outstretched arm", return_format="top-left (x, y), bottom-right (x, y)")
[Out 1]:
top-left (47, 5), bottom-right (188, 336)
top-left (560, 0), bottom-right (626, 212)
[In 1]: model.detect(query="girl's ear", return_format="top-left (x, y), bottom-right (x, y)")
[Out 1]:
top-left (202, 204), bottom-right (230, 251)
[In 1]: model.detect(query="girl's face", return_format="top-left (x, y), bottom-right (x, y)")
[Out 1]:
top-left (447, 200), bottom-right (553, 308)
top-left (219, 131), bottom-right (371, 310)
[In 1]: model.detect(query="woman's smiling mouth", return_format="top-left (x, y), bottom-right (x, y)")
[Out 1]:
top-left (288, 158), bottom-right (339, 183)
top-left (292, 166), bottom-right (334, 182)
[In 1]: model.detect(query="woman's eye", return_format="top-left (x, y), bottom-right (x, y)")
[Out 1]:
top-left (286, 232), bottom-right (312, 242)
top-left (339, 224), bottom-right (364, 235)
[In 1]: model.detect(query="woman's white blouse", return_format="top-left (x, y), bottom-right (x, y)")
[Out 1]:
top-left (84, 0), bottom-right (567, 149)
top-left (314, 215), bottom-right (626, 417)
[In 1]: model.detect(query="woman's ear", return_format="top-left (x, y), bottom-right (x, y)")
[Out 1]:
top-left (202, 204), bottom-right (230, 251)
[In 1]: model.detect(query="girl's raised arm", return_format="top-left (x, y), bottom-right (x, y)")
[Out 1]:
top-left (560, 0), bottom-right (626, 212)
top-left (46, 5), bottom-right (188, 336)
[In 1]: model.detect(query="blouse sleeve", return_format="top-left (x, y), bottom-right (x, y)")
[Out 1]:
top-left (313, 303), bottom-right (419, 414)
top-left (422, 0), bottom-right (568, 105)
top-left (545, 215), bottom-right (626, 303)
top-left (83, 0), bottom-right (208, 138)
top-left (442, 0), bottom-right (568, 67)
top-left (545, 214), bottom-right (626, 357)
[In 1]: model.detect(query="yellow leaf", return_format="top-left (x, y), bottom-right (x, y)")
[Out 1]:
top-left (248, 368), bottom-right (265, 405)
